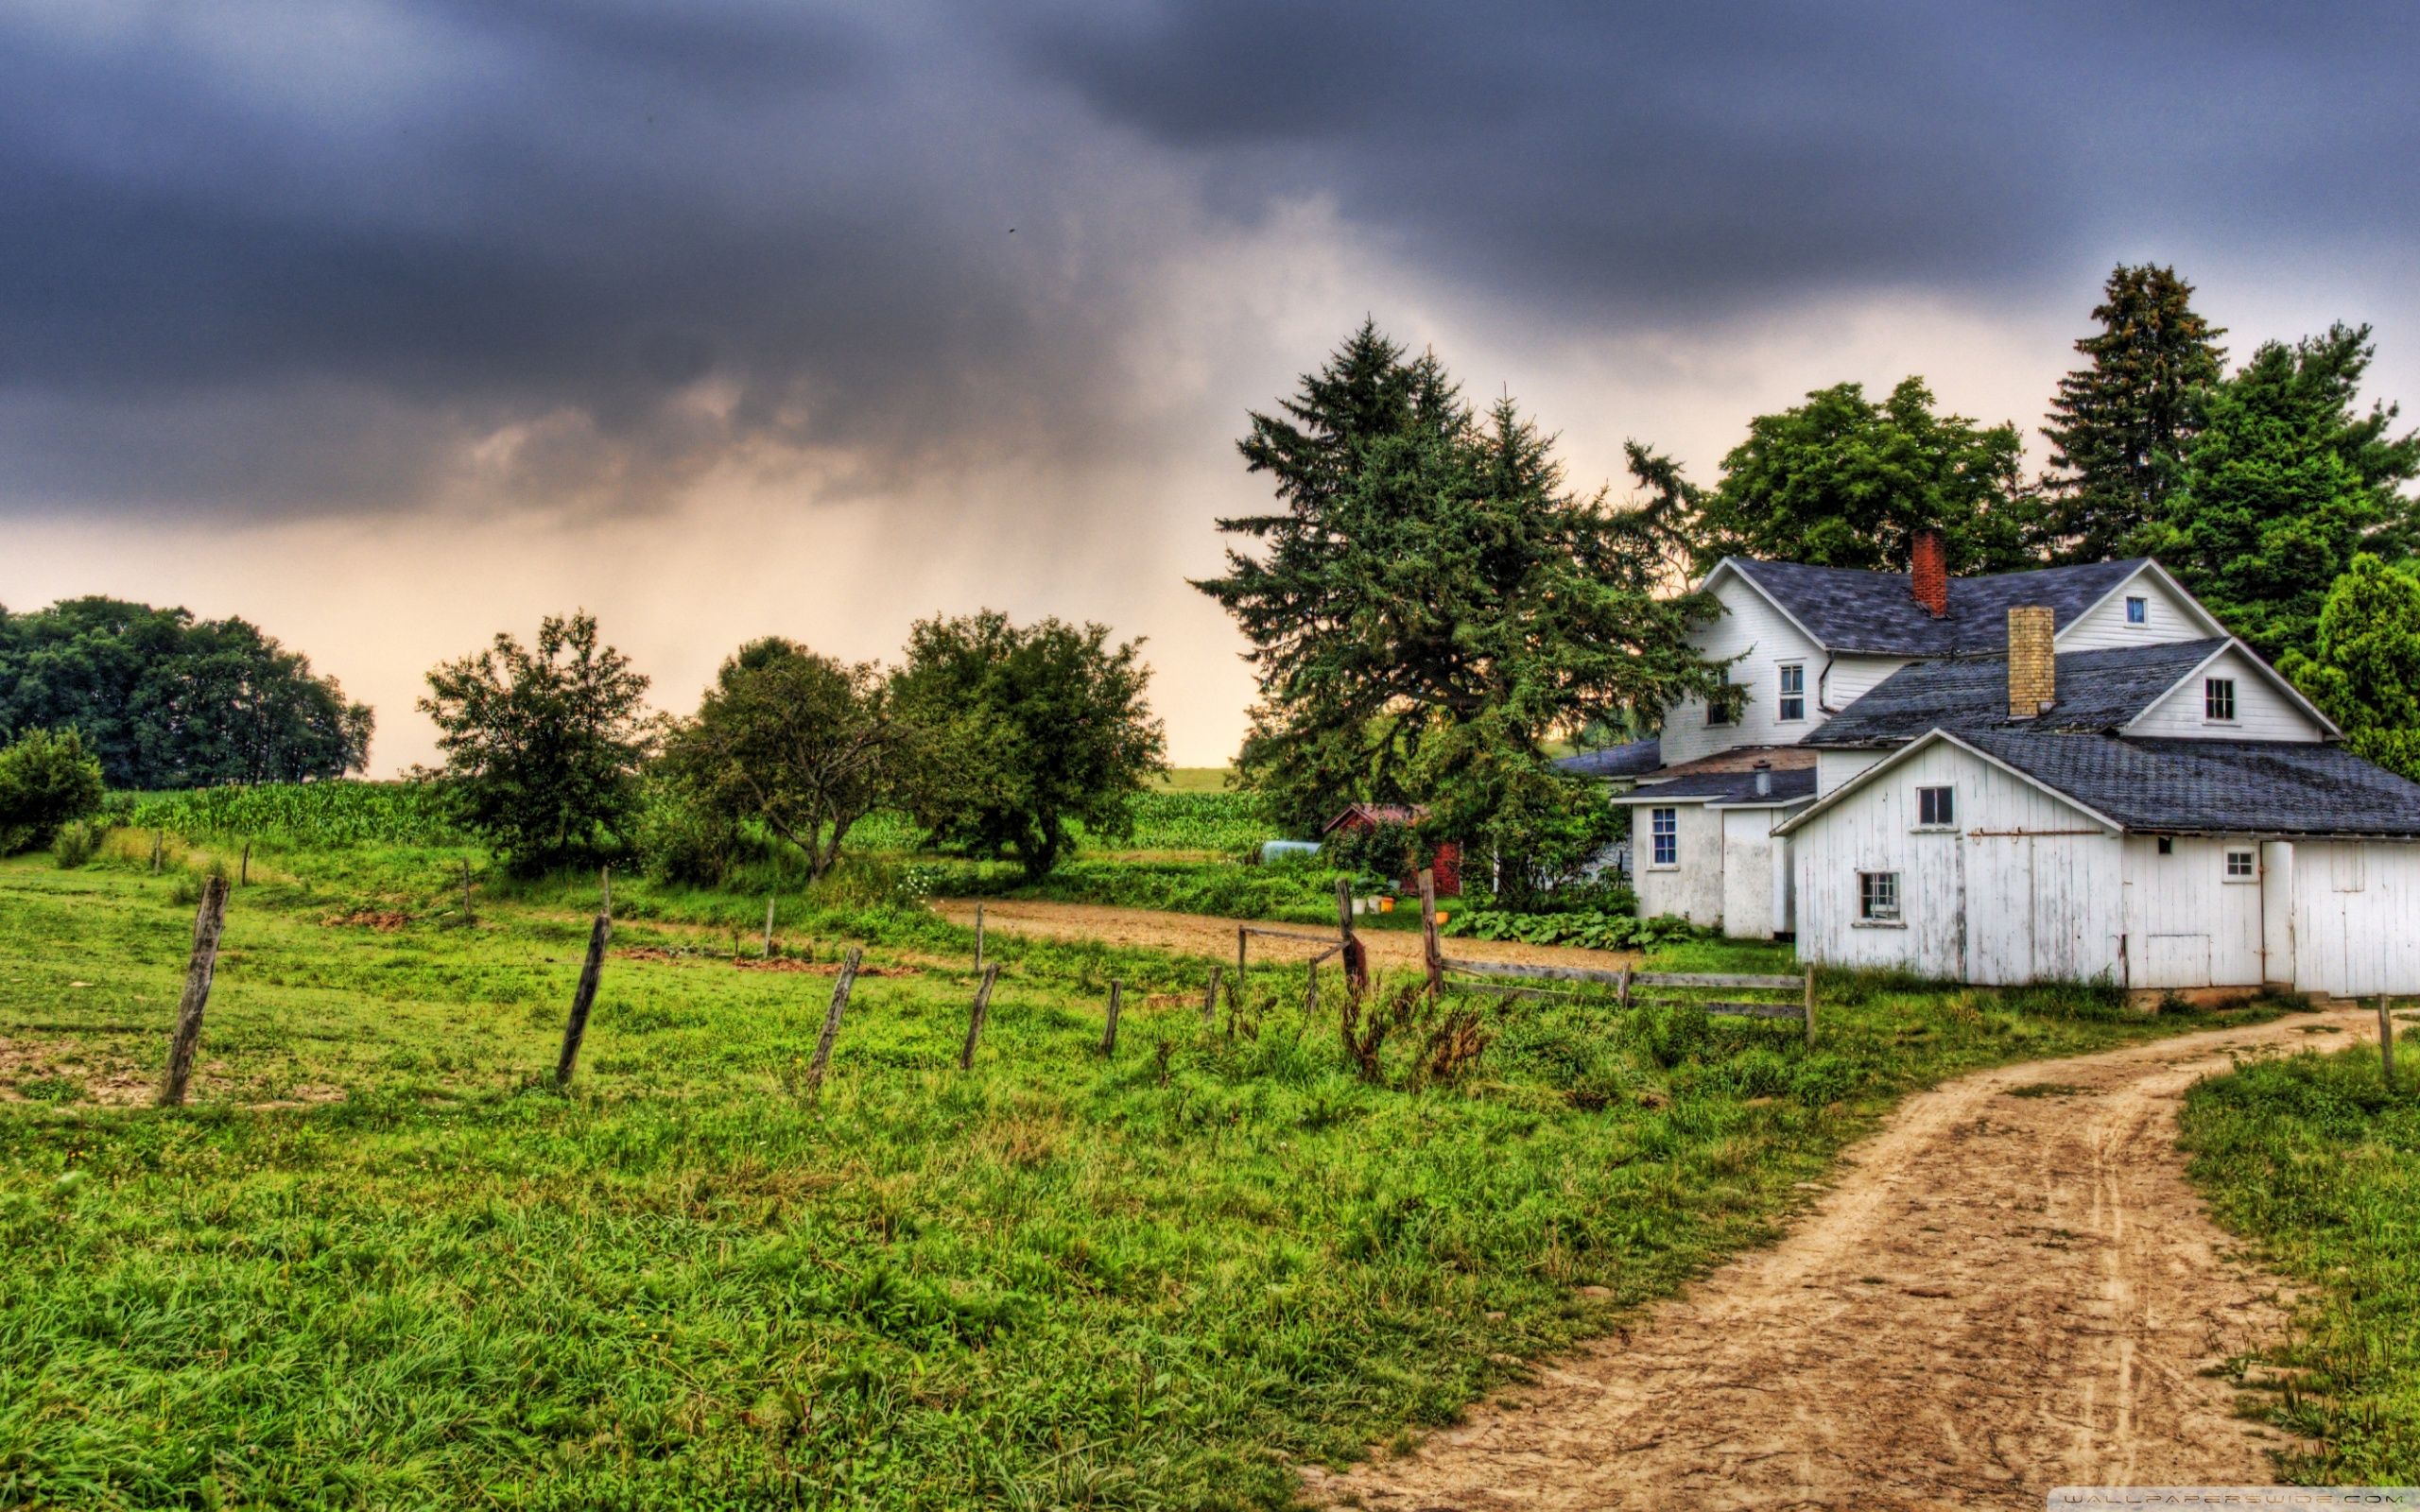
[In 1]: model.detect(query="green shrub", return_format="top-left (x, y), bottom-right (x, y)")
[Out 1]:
top-left (50, 819), bottom-right (100, 869)
top-left (632, 770), bottom-right (746, 885)
top-left (0, 728), bottom-right (106, 854)
top-left (1445, 907), bottom-right (1703, 952)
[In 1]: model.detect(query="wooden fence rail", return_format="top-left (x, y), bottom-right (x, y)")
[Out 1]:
top-left (1434, 936), bottom-right (1814, 1043)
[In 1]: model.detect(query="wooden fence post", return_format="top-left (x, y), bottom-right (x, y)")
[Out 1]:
top-left (1804, 970), bottom-right (1817, 1047)
top-left (804, 948), bottom-right (861, 1097)
top-left (554, 911), bottom-right (612, 1088)
top-left (239, 840), bottom-right (251, 887)
top-left (960, 964), bottom-right (999, 1071)
top-left (1100, 981), bottom-right (1123, 1057)
top-left (1418, 868), bottom-right (1443, 1001)
top-left (157, 875), bottom-right (230, 1107)
top-left (150, 829), bottom-right (164, 874)
top-left (974, 902), bottom-right (984, 972)
top-left (1202, 965), bottom-right (1222, 1025)
top-left (764, 897), bottom-right (777, 958)
top-left (2380, 996), bottom-right (2398, 1091)
top-left (599, 866), bottom-right (613, 920)
top-left (1236, 926), bottom-right (1248, 997)
top-left (1335, 875), bottom-right (1367, 996)
top-left (1616, 965), bottom-right (1632, 1011)
top-left (459, 857), bottom-right (475, 926)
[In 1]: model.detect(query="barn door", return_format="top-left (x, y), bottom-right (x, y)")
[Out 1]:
top-left (1963, 833), bottom-right (2035, 985)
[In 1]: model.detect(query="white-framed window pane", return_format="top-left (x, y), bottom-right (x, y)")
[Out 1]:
top-left (1858, 870), bottom-right (1900, 920)
top-left (1917, 785), bottom-right (1955, 827)
top-left (2225, 850), bottom-right (2256, 879)
top-left (2126, 596), bottom-right (2148, 625)
top-left (2205, 678), bottom-right (2236, 721)
top-left (1777, 663), bottom-right (1806, 722)
top-left (1707, 673), bottom-right (1732, 726)
top-left (1651, 808), bottom-right (1678, 867)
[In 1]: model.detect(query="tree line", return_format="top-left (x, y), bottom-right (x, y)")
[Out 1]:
top-left (1198, 271), bottom-right (2420, 887)
top-left (417, 610), bottom-right (1167, 882)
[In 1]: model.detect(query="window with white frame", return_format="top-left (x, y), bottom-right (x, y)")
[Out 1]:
top-left (2205, 677), bottom-right (2237, 722)
top-left (1777, 662), bottom-right (1806, 722)
top-left (1858, 870), bottom-right (1900, 921)
top-left (1706, 670), bottom-right (1734, 727)
top-left (1650, 807), bottom-right (1678, 867)
top-left (2224, 849), bottom-right (2256, 881)
top-left (1916, 784), bottom-right (1955, 828)
top-left (2126, 595), bottom-right (2148, 626)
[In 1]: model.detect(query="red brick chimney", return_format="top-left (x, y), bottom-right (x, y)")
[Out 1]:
top-left (1910, 527), bottom-right (1948, 618)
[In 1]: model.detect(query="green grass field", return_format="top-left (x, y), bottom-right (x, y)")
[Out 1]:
top-left (0, 813), bottom-right (2290, 1508)
top-left (2180, 1039), bottom-right (2420, 1483)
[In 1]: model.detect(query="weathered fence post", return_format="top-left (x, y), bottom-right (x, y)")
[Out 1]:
top-left (1616, 965), bottom-right (1632, 1012)
top-left (1202, 965), bottom-right (1222, 1025)
top-left (2381, 996), bottom-right (2398, 1090)
top-left (459, 857), bottom-right (475, 925)
top-left (960, 964), bottom-right (999, 1071)
top-left (157, 875), bottom-right (230, 1107)
top-left (239, 840), bottom-right (251, 887)
top-left (1804, 970), bottom-right (1818, 1047)
top-left (1335, 875), bottom-right (1367, 996)
top-left (1100, 981), bottom-right (1123, 1057)
top-left (1418, 868), bottom-right (1444, 1002)
top-left (764, 897), bottom-right (777, 958)
top-left (1236, 926), bottom-right (1248, 997)
top-left (599, 866), bottom-right (613, 919)
top-left (150, 829), bottom-right (164, 874)
top-left (554, 910), bottom-right (612, 1088)
top-left (974, 902), bottom-right (985, 972)
top-left (803, 948), bottom-right (861, 1097)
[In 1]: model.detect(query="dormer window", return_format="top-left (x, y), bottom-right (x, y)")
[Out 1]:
top-left (2126, 595), bottom-right (2148, 626)
top-left (2204, 678), bottom-right (2237, 723)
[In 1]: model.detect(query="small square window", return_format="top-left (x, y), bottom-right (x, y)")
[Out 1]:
top-left (1777, 662), bottom-right (1806, 722)
top-left (2205, 678), bottom-right (2237, 722)
top-left (2225, 850), bottom-right (2256, 880)
top-left (1917, 785), bottom-right (1955, 828)
top-left (2125, 596), bottom-right (2148, 626)
top-left (1650, 807), bottom-right (1678, 867)
top-left (1858, 871), bottom-right (1900, 921)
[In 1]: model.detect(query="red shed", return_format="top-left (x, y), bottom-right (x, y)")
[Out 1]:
top-left (1320, 803), bottom-right (1461, 898)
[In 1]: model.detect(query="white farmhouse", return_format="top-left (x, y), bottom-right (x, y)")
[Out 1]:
top-left (1564, 531), bottom-right (2420, 996)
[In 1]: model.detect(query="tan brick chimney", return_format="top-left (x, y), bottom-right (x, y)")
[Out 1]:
top-left (1910, 527), bottom-right (1948, 618)
top-left (2008, 606), bottom-right (2055, 718)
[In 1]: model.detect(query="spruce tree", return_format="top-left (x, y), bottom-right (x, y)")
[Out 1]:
top-left (2035, 265), bottom-right (2225, 564)
top-left (1195, 323), bottom-right (1719, 848)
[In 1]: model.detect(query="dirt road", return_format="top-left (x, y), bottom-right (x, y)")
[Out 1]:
top-left (927, 898), bottom-right (1639, 972)
top-left (1305, 1008), bottom-right (2374, 1511)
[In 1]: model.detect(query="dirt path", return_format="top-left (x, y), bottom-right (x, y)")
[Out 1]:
top-left (927, 898), bottom-right (1639, 972)
top-left (1305, 1008), bottom-right (2376, 1511)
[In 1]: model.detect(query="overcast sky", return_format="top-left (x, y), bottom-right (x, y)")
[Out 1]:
top-left (5, 1), bottom-right (2417, 770)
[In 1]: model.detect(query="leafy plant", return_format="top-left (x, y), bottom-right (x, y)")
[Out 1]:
top-left (0, 728), bottom-right (106, 855)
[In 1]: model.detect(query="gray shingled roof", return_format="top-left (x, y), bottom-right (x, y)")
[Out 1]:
top-left (1961, 731), bottom-right (2420, 836)
top-left (1609, 765), bottom-right (1817, 806)
top-left (1727, 557), bottom-right (2153, 655)
top-left (1553, 736), bottom-right (1661, 778)
top-left (1803, 639), bottom-right (2228, 747)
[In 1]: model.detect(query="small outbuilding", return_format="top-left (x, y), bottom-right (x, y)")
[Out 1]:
top-left (1321, 803), bottom-right (1461, 897)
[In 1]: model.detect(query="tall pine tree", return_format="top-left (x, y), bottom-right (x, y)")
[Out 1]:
top-left (2034, 265), bottom-right (2226, 564)
top-left (1195, 322), bottom-right (1718, 853)
top-left (2147, 323), bottom-right (2420, 662)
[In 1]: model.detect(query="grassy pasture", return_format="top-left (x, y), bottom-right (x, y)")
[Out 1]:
top-left (2180, 1041), bottom-right (2420, 1483)
top-left (0, 830), bottom-right (2258, 1509)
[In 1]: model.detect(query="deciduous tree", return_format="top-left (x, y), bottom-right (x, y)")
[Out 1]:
top-left (419, 612), bottom-right (654, 876)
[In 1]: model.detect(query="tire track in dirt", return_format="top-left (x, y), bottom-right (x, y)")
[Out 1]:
top-left (1305, 1009), bottom-right (2372, 1511)
top-left (927, 898), bottom-right (1640, 973)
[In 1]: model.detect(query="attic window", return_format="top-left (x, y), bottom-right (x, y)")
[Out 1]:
top-left (2204, 678), bottom-right (2237, 723)
top-left (1916, 785), bottom-right (1955, 828)
top-left (1777, 662), bottom-right (1806, 722)
top-left (2225, 850), bottom-right (2256, 881)
top-left (1706, 673), bottom-right (1737, 727)
top-left (2126, 595), bottom-right (2148, 626)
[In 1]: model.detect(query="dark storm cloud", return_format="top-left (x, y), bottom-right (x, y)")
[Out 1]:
top-left (1, 1), bottom-right (2414, 517)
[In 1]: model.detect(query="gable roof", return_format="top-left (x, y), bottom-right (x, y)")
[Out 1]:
top-left (1608, 765), bottom-right (1816, 807)
top-left (1553, 736), bottom-right (1661, 779)
top-left (1780, 728), bottom-right (2420, 839)
top-left (1320, 803), bottom-right (1426, 834)
top-left (1803, 639), bottom-right (2229, 747)
top-left (1716, 556), bottom-right (2162, 657)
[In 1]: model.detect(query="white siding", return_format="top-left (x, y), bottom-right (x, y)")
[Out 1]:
top-left (1663, 576), bottom-right (1824, 765)
top-left (2057, 569), bottom-right (2213, 649)
top-left (2289, 840), bottom-right (2420, 997)
top-left (2124, 646), bottom-right (2328, 742)
top-left (1633, 801), bottom-right (1723, 927)
top-left (1824, 654), bottom-right (1910, 711)
top-left (1791, 742), bottom-right (2124, 983)
top-left (1720, 808), bottom-right (1801, 939)
top-left (1816, 748), bottom-right (1886, 797)
top-left (2119, 836), bottom-right (2266, 988)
